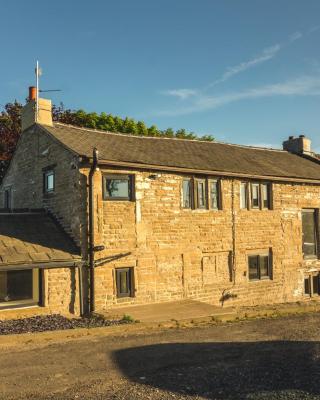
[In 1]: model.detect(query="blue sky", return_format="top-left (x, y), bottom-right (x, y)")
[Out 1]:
top-left (1, 1), bottom-right (320, 150)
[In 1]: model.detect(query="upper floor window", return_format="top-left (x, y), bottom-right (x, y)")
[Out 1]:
top-left (210, 180), bottom-right (220, 210)
top-left (182, 179), bottom-right (192, 208)
top-left (43, 170), bottom-right (55, 193)
top-left (240, 181), bottom-right (272, 210)
top-left (251, 183), bottom-right (260, 209)
top-left (240, 182), bottom-right (248, 209)
top-left (248, 250), bottom-right (272, 281)
top-left (195, 178), bottom-right (207, 209)
top-left (302, 209), bottom-right (318, 259)
top-left (182, 177), bottom-right (222, 210)
top-left (103, 174), bottom-right (134, 201)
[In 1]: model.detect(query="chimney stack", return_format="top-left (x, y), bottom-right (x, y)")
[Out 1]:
top-left (282, 134), bottom-right (312, 155)
top-left (21, 87), bottom-right (53, 131)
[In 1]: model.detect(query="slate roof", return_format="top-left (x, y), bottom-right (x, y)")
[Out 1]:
top-left (41, 123), bottom-right (320, 182)
top-left (0, 212), bottom-right (81, 266)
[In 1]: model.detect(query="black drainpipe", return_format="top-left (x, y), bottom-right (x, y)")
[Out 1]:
top-left (88, 148), bottom-right (99, 313)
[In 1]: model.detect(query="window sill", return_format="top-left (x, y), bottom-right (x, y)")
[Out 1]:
top-left (0, 302), bottom-right (39, 311)
top-left (43, 192), bottom-right (55, 198)
top-left (103, 198), bottom-right (133, 202)
top-left (248, 278), bottom-right (272, 283)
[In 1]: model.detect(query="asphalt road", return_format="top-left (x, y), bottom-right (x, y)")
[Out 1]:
top-left (2, 313), bottom-right (320, 400)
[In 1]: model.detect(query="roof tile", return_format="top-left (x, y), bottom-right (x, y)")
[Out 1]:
top-left (0, 212), bottom-right (81, 266)
top-left (41, 123), bottom-right (320, 181)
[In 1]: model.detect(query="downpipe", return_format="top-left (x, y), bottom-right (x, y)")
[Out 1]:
top-left (88, 148), bottom-right (99, 313)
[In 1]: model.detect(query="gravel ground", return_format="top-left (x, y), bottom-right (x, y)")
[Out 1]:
top-left (0, 314), bottom-right (131, 334)
top-left (1, 313), bottom-right (320, 400)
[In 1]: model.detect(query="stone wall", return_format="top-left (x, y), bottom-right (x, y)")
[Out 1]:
top-left (90, 168), bottom-right (320, 310)
top-left (0, 126), bottom-right (84, 314)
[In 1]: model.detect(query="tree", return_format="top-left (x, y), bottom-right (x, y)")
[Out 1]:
top-left (0, 102), bottom-right (215, 182)
top-left (0, 101), bottom-right (22, 180)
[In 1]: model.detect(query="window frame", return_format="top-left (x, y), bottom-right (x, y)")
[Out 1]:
top-left (251, 183), bottom-right (260, 209)
top-left (4, 187), bottom-right (12, 209)
top-left (304, 273), bottom-right (320, 297)
top-left (209, 179), bottom-right (222, 210)
top-left (240, 182), bottom-right (249, 210)
top-left (241, 181), bottom-right (272, 210)
top-left (247, 250), bottom-right (272, 281)
top-left (115, 267), bottom-right (134, 298)
top-left (102, 174), bottom-right (135, 201)
top-left (0, 269), bottom-right (39, 309)
top-left (194, 178), bottom-right (207, 209)
top-left (182, 176), bottom-right (222, 211)
top-left (182, 178), bottom-right (192, 209)
top-left (302, 208), bottom-right (319, 260)
top-left (43, 169), bottom-right (55, 194)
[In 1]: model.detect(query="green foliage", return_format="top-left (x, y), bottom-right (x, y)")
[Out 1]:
top-left (53, 105), bottom-right (215, 142)
top-left (121, 314), bottom-right (134, 323)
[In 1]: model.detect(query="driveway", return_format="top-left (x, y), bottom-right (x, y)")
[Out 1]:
top-left (1, 313), bottom-right (320, 400)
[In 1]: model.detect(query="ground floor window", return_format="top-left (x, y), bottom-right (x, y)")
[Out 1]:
top-left (116, 267), bottom-right (134, 298)
top-left (304, 273), bottom-right (320, 296)
top-left (0, 269), bottom-right (39, 307)
top-left (248, 250), bottom-right (272, 281)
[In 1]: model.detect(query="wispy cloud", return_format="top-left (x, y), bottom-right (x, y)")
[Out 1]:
top-left (161, 88), bottom-right (198, 100)
top-left (161, 29), bottom-right (307, 102)
top-left (308, 25), bottom-right (320, 34)
top-left (156, 27), bottom-right (320, 116)
top-left (208, 44), bottom-right (281, 87)
top-left (289, 31), bottom-right (303, 42)
top-left (156, 75), bottom-right (320, 116)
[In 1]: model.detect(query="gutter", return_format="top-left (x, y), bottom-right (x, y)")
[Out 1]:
top-left (0, 260), bottom-right (84, 272)
top-left (88, 148), bottom-right (99, 313)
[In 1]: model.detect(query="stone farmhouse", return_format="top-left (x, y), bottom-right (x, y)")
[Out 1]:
top-left (1, 89), bottom-right (320, 315)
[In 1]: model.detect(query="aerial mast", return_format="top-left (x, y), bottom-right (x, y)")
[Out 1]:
top-left (35, 61), bottom-right (42, 120)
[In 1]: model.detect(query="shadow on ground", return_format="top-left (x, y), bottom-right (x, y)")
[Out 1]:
top-left (114, 341), bottom-right (320, 399)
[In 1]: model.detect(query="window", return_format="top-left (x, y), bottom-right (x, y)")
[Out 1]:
top-left (181, 177), bottom-right (222, 210)
top-left (195, 179), bottom-right (207, 209)
top-left (116, 268), bottom-right (134, 298)
top-left (4, 188), bottom-right (11, 209)
top-left (182, 179), bottom-right (192, 208)
top-left (210, 180), bottom-right (220, 210)
top-left (245, 182), bottom-right (272, 210)
top-left (302, 209), bottom-right (318, 259)
top-left (261, 183), bottom-right (270, 209)
top-left (248, 252), bottom-right (271, 281)
top-left (304, 273), bottom-right (320, 296)
top-left (240, 182), bottom-right (248, 209)
top-left (251, 183), bottom-right (260, 209)
top-left (44, 170), bottom-right (55, 193)
top-left (0, 269), bottom-right (39, 307)
top-left (103, 175), bottom-right (134, 201)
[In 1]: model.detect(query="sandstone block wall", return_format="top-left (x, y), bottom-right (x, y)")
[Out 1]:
top-left (90, 168), bottom-right (320, 310)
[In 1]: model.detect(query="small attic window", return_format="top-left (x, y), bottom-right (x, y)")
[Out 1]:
top-left (43, 170), bottom-right (55, 193)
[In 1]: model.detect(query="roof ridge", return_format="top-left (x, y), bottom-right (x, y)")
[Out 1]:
top-left (52, 122), bottom-right (284, 153)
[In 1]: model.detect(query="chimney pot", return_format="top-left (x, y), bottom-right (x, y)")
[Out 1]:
top-left (299, 134), bottom-right (305, 138)
top-left (28, 86), bottom-right (37, 102)
top-left (289, 136), bottom-right (294, 140)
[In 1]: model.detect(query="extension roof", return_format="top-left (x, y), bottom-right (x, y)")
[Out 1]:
top-left (40, 123), bottom-right (320, 182)
top-left (0, 211), bottom-right (81, 267)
